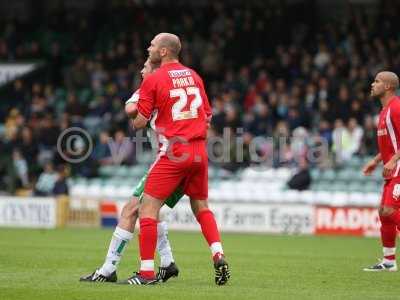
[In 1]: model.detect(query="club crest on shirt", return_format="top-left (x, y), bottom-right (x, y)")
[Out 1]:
top-left (393, 184), bottom-right (400, 200)
top-left (377, 128), bottom-right (387, 136)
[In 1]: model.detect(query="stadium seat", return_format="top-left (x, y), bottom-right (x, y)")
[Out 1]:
top-left (349, 170), bottom-right (365, 183)
top-left (86, 182), bottom-right (103, 197)
top-left (320, 169), bottom-right (336, 181)
top-left (103, 185), bottom-right (118, 198)
top-left (128, 166), bottom-right (146, 178)
top-left (265, 190), bottom-right (284, 203)
top-left (313, 191), bottom-right (333, 205)
top-left (336, 169), bottom-right (354, 181)
top-left (364, 193), bottom-right (380, 206)
top-left (310, 168), bottom-right (320, 180)
top-left (136, 151), bottom-right (155, 164)
top-left (219, 186), bottom-right (238, 202)
top-left (348, 156), bottom-right (363, 168)
top-left (330, 192), bottom-right (350, 206)
top-left (348, 192), bottom-right (365, 206)
top-left (208, 188), bottom-right (221, 201)
top-left (283, 190), bottom-right (301, 203)
top-left (298, 190), bottom-right (315, 204)
top-left (372, 169), bottom-right (383, 182)
top-left (313, 181), bottom-right (332, 191)
top-left (114, 166), bottom-right (130, 178)
top-left (275, 168), bottom-right (292, 181)
top-left (241, 168), bottom-right (259, 181)
top-left (364, 182), bottom-right (380, 193)
top-left (70, 183), bottom-right (88, 197)
top-left (330, 181), bottom-right (348, 192)
top-left (115, 186), bottom-right (133, 198)
top-left (347, 181), bottom-right (363, 192)
top-left (99, 165), bottom-right (115, 177)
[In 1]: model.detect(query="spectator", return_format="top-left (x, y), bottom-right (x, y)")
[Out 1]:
top-left (12, 149), bottom-right (29, 188)
top-left (107, 129), bottom-right (134, 165)
top-left (361, 115), bottom-right (378, 156)
top-left (0, 1), bottom-right (399, 195)
top-left (332, 119), bottom-right (351, 164)
top-left (93, 131), bottom-right (113, 165)
top-left (35, 162), bottom-right (57, 196)
top-left (65, 92), bottom-right (87, 123)
top-left (287, 159), bottom-right (311, 191)
top-left (53, 165), bottom-right (69, 196)
top-left (347, 117), bottom-right (364, 157)
top-left (17, 126), bottom-right (39, 173)
top-left (65, 56), bottom-right (90, 90)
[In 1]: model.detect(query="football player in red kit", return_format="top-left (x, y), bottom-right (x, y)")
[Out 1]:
top-left (120, 33), bottom-right (230, 285)
top-left (363, 71), bottom-right (400, 271)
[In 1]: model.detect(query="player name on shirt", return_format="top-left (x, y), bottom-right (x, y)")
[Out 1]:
top-left (169, 69), bottom-right (195, 88)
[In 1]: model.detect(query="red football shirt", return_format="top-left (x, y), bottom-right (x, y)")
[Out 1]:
top-left (377, 96), bottom-right (400, 179)
top-left (137, 62), bottom-right (211, 146)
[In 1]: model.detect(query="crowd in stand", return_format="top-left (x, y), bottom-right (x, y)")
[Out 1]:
top-left (0, 1), bottom-right (399, 194)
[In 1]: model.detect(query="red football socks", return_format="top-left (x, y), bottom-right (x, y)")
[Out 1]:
top-left (139, 218), bottom-right (158, 279)
top-left (196, 209), bottom-right (221, 246)
top-left (380, 217), bottom-right (397, 248)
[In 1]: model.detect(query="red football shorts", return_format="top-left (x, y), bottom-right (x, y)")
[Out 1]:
top-left (144, 139), bottom-right (208, 200)
top-left (381, 177), bottom-right (400, 208)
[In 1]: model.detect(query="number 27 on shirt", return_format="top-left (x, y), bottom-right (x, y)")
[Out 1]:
top-left (170, 87), bottom-right (202, 121)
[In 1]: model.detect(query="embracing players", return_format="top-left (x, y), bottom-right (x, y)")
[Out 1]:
top-left (80, 59), bottom-right (182, 283)
top-left (363, 71), bottom-right (400, 271)
top-left (120, 33), bottom-right (230, 285)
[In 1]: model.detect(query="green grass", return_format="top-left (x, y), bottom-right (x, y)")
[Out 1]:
top-left (0, 228), bottom-right (398, 300)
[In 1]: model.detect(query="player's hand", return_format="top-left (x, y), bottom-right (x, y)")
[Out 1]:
top-left (206, 115), bottom-right (212, 129)
top-left (383, 158), bottom-right (397, 177)
top-left (125, 102), bottom-right (138, 119)
top-left (362, 159), bottom-right (378, 176)
top-left (130, 119), bottom-right (136, 129)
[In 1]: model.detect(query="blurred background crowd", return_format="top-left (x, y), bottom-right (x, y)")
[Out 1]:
top-left (0, 0), bottom-right (399, 195)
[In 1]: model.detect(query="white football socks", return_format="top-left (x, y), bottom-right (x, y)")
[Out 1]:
top-left (210, 242), bottom-right (224, 257)
top-left (99, 226), bottom-right (133, 276)
top-left (383, 247), bottom-right (396, 265)
top-left (157, 221), bottom-right (175, 267)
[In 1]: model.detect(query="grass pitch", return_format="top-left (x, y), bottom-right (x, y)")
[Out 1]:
top-left (0, 228), bottom-right (398, 300)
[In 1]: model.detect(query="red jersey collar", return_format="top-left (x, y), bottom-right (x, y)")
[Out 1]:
top-left (160, 61), bottom-right (181, 69)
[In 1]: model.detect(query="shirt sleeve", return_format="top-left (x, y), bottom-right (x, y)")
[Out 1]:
top-left (197, 76), bottom-right (212, 119)
top-left (125, 90), bottom-right (139, 105)
top-left (390, 101), bottom-right (400, 139)
top-left (137, 76), bottom-right (156, 120)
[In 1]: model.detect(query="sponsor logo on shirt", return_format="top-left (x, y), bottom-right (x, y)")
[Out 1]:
top-left (168, 70), bottom-right (192, 78)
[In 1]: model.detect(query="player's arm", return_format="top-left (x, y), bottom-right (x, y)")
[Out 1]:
top-left (383, 151), bottom-right (400, 177)
top-left (132, 112), bottom-right (149, 129)
top-left (133, 76), bottom-right (156, 129)
top-left (362, 153), bottom-right (381, 176)
top-left (125, 94), bottom-right (139, 118)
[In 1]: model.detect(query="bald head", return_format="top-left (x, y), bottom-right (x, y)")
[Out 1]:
top-left (371, 71), bottom-right (399, 100)
top-left (377, 71), bottom-right (399, 90)
top-left (155, 33), bottom-right (181, 58)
